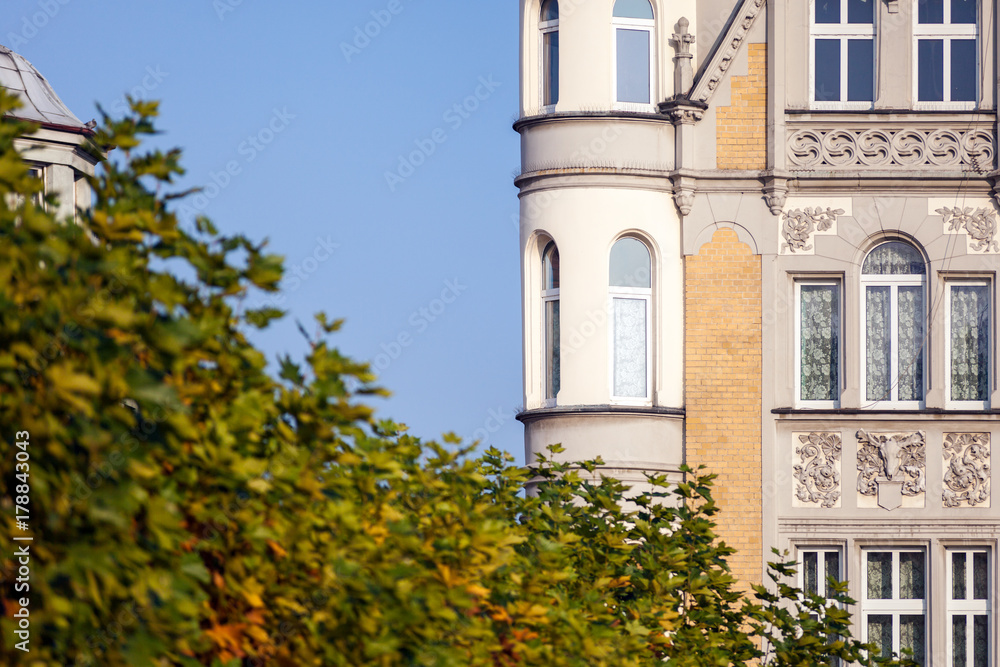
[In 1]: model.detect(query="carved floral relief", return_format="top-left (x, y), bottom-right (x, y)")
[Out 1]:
top-left (943, 433), bottom-right (991, 508)
top-left (793, 432), bottom-right (842, 508)
top-left (779, 207), bottom-right (843, 255)
top-left (938, 207), bottom-right (1000, 254)
top-left (857, 430), bottom-right (926, 509)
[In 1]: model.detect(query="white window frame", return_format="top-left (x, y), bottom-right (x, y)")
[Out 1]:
top-left (542, 243), bottom-right (560, 407)
top-left (809, 0), bottom-right (876, 110)
top-left (795, 280), bottom-right (842, 408)
top-left (861, 548), bottom-right (928, 662)
top-left (913, 1), bottom-right (979, 110)
top-left (612, 13), bottom-right (656, 111)
top-left (945, 279), bottom-right (992, 410)
top-left (798, 546), bottom-right (844, 599)
top-left (608, 288), bottom-right (652, 404)
top-left (539, 9), bottom-right (559, 112)
top-left (860, 252), bottom-right (927, 409)
top-left (946, 548), bottom-right (991, 667)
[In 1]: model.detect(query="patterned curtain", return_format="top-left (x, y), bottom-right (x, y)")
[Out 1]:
top-left (900, 616), bottom-right (925, 665)
top-left (866, 287), bottom-right (891, 401)
top-left (897, 287), bottom-right (925, 402)
top-left (863, 242), bottom-right (926, 275)
top-left (950, 285), bottom-right (989, 401)
top-left (800, 286), bottom-right (839, 401)
top-left (613, 297), bottom-right (647, 398)
top-left (867, 552), bottom-right (892, 599)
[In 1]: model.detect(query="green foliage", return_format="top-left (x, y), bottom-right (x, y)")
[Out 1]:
top-left (0, 89), bottom-right (915, 666)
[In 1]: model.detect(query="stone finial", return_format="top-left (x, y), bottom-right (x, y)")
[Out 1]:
top-left (671, 17), bottom-right (696, 96)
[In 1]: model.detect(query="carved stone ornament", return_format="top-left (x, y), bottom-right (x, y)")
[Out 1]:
top-left (673, 189), bottom-right (695, 216)
top-left (667, 107), bottom-right (705, 124)
top-left (793, 432), bottom-right (842, 508)
top-left (779, 207), bottom-right (843, 255)
top-left (671, 17), bottom-right (696, 94)
top-left (857, 430), bottom-right (926, 498)
top-left (688, 0), bottom-right (766, 104)
top-left (943, 433), bottom-right (991, 508)
top-left (787, 127), bottom-right (995, 170)
top-left (938, 207), bottom-right (1000, 254)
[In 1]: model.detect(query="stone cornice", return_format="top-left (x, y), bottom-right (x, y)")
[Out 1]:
top-left (688, 0), bottom-right (766, 105)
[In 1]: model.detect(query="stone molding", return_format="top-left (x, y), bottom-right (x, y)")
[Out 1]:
top-left (688, 0), bottom-right (766, 105)
top-left (793, 432), bottom-right (842, 509)
top-left (943, 433), bottom-right (991, 508)
top-left (788, 127), bottom-right (995, 170)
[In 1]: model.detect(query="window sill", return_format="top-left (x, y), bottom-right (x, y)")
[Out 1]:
top-left (773, 407), bottom-right (1000, 416)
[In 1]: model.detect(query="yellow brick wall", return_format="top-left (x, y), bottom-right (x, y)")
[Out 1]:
top-left (716, 43), bottom-right (768, 170)
top-left (685, 228), bottom-right (762, 589)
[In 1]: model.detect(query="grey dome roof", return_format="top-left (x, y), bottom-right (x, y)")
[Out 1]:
top-left (0, 44), bottom-right (89, 132)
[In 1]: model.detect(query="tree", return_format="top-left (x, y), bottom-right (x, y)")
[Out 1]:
top-left (0, 90), bottom-right (912, 666)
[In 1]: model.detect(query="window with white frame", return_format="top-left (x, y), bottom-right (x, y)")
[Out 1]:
top-left (861, 241), bottom-right (927, 407)
top-left (800, 548), bottom-right (844, 666)
top-left (796, 281), bottom-right (841, 406)
top-left (610, 237), bottom-right (651, 401)
top-left (613, 0), bottom-right (655, 107)
top-left (542, 242), bottom-right (560, 404)
top-left (863, 549), bottom-right (927, 665)
top-left (915, 0), bottom-right (978, 107)
top-left (948, 549), bottom-right (991, 667)
top-left (811, 0), bottom-right (875, 107)
top-left (540, 0), bottom-right (559, 108)
top-left (947, 281), bottom-right (991, 408)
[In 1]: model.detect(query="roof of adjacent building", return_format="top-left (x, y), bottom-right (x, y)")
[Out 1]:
top-left (0, 44), bottom-right (90, 133)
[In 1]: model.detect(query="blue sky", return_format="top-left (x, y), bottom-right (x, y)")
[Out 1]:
top-left (4, 0), bottom-right (525, 461)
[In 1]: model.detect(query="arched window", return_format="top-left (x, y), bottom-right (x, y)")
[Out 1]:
top-left (610, 237), bottom-right (651, 400)
top-left (542, 242), bottom-right (560, 403)
top-left (613, 0), bottom-right (655, 106)
top-left (862, 241), bottom-right (927, 406)
top-left (540, 0), bottom-right (560, 108)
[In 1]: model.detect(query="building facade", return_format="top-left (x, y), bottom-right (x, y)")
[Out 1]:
top-left (1, 44), bottom-right (97, 218)
top-left (515, 0), bottom-right (998, 663)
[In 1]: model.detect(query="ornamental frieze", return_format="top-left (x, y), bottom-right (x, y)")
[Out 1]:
top-left (779, 207), bottom-right (842, 255)
top-left (943, 433), bottom-right (991, 508)
top-left (788, 127), bottom-right (994, 170)
top-left (793, 432), bottom-right (841, 509)
top-left (857, 430), bottom-right (926, 510)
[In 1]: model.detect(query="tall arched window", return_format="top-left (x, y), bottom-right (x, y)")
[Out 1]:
top-left (542, 242), bottom-right (560, 403)
top-left (540, 0), bottom-right (560, 108)
top-left (613, 0), bottom-right (655, 106)
top-left (610, 237), bottom-right (651, 400)
top-left (862, 241), bottom-right (927, 406)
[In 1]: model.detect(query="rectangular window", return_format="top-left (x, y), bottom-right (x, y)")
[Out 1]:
top-left (915, 0), bottom-right (978, 107)
top-left (612, 296), bottom-right (648, 399)
top-left (947, 281), bottom-right (991, 407)
top-left (948, 549), bottom-right (991, 667)
top-left (544, 298), bottom-right (560, 401)
top-left (801, 548), bottom-right (843, 599)
top-left (862, 279), bottom-right (926, 407)
top-left (862, 549), bottom-right (927, 665)
top-left (796, 282), bottom-right (841, 406)
top-left (542, 28), bottom-right (559, 107)
top-left (811, 0), bottom-right (875, 107)
top-left (615, 28), bottom-right (651, 104)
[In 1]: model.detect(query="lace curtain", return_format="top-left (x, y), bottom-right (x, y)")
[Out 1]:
top-left (613, 297), bottom-right (646, 398)
top-left (951, 285), bottom-right (989, 401)
top-left (800, 286), bottom-right (839, 401)
top-left (866, 288), bottom-right (891, 401)
top-left (897, 287), bottom-right (925, 402)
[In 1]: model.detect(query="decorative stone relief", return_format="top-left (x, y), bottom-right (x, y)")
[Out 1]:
top-left (857, 430), bottom-right (926, 510)
top-left (779, 207), bottom-right (842, 255)
top-left (688, 0), bottom-right (766, 104)
top-left (793, 432), bottom-right (842, 509)
top-left (787, 127), bottom-right (994, 170)
top-left (938, 207), bottom-right (1000, 254)
top-left (943, 433), bottom-right (991, 508)
top-left (671, 18), bottom-right (696, 95)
